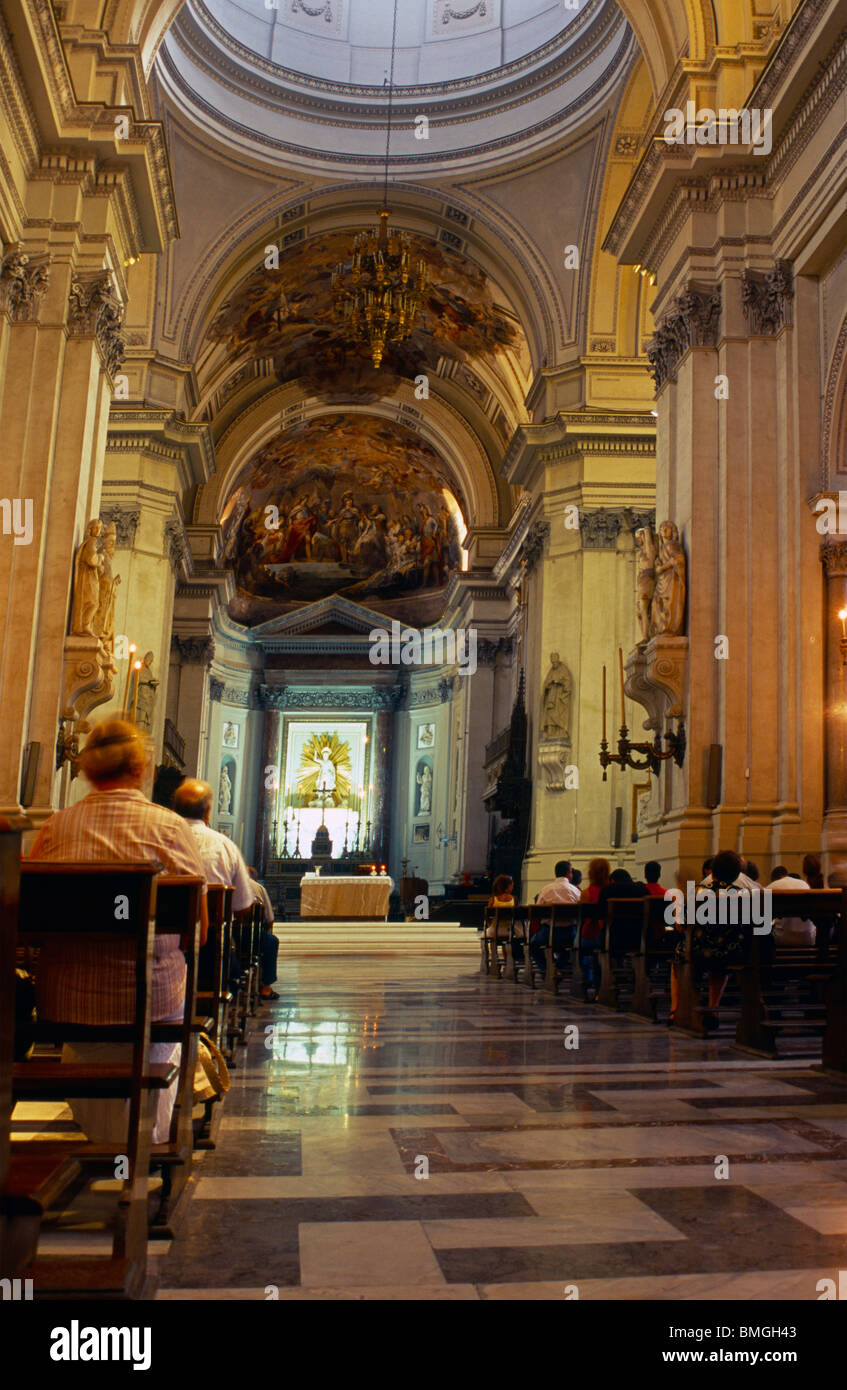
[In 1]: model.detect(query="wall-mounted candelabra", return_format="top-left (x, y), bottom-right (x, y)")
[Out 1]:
top-left (598, 649), bottom-right (686, 781)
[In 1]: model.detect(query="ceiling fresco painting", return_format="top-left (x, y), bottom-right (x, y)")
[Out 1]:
top-left (208, 231), bottom-right (521, 402)
top-left (221, 414), bottom-right (467, 627)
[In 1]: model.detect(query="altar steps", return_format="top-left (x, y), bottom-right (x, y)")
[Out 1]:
top-left (274, 922), bottom-right (478, 957)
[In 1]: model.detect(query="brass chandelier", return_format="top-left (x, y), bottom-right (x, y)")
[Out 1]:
top-left (331, 0), bottom-right (427, 369)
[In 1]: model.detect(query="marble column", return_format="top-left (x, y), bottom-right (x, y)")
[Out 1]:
top-left (170, 636), bottom-right (214, 777)
top-left (821, 541), bottom-right (847, 880)
top-left (255, 704), bottom-right (283, 873)
top-left (373, 708), bottom-right (394, 865)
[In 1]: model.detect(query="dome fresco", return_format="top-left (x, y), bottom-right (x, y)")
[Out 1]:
top-left (221, 413), bottom-right (467, 626)
top-left (208, 230), bottom-right (521, 404)
top-left (203, 0), bottom-right (578, 88)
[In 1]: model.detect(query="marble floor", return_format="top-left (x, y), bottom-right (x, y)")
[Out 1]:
top-left (144, 956), bottom-right (847, 1301)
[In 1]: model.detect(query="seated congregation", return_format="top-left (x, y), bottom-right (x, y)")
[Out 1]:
top-left (481, 852), bottom-right (847, 1060)
top-left (0, 719), bottom-right (279, 1298)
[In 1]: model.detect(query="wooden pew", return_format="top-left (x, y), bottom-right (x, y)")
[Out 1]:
top-left (568, 902), bottom-right (603, 1000)
top-left (11, 862), bottom-right (170, 1298)
top-left (731, 889), bottom-right (846, 1066)
top-left (481, 906), bottom-right (513, 978)
top-left (632, 896), bottom-right (677, 1020)
top-left (535, 904), bottom-right (580, 995)
top-left (596, 896), bottom-right (651, 1010)
top-left (196, 884), bottom-right (234, 1056)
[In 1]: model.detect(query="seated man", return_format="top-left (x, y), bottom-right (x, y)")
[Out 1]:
top-left (530, 861), bottom-right (581, 979)
top-left (172, 780), bottom-right (254, 988)
top-left (29, 719), bottom-right (208, 1145)
top-left (644, 860), bottom-right (665, 896)
top-left (248, 865), bottom-right (280, 1000)
top-left (769, 865), bottom-right (815, 945)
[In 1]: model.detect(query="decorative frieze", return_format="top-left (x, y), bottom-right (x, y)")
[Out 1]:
top-left (67, 271), bottom-right (126, 377)
top-left (741, 261), bottom-right (794, 335)
top-left (0, 247), bottom-right (50, 322)
top-left (99, 505), bottom-right (139, 549)
top-left (209, 678), bottom-right (224, 702)
top-left (646, 283), bottom-right (721, 391)
top-left (257, 684), bottom-right (403, 711)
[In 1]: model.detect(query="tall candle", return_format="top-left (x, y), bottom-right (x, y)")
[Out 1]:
top-left (602, 665), bottom-right (607, 741)
top-left (130, 660), bottom-right (142, 721)
top-left (122, 644), bottom-right (136, 716)
top-left (618, 647), bottom-right (626, 725)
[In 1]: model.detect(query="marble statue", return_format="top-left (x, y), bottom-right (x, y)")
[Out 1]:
top-left (135, 650), bottom-right (158, 732)
top-left (540, 652), bottom-right (572, 739)
top-left (650, 521), bottom-right (686, 636)
top-left (219, 763), bottom-right (233, 816)
top-left (71, 519), bottom-right (104, 637)
top-left (315, 746), bottom-right (336, 793)
top-left (93, 522), bottom-right (120, 663)
top-left (416, 763), bottom-right (432, 815)
top-left (635, 527), bottom-right (656, 643)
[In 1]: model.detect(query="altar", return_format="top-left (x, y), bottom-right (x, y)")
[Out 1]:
top-left (299, 873), bottom-right (394, 920)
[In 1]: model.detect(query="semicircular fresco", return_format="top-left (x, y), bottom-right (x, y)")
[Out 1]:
top-left (221, 413), bottom-right (467, 626)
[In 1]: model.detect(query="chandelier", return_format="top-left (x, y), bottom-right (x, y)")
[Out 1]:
top-left (331, 0), bottom-right (427, 368)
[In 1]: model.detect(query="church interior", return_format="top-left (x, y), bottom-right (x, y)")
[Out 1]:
top-left (2, 0), bottom-right (847, 1333)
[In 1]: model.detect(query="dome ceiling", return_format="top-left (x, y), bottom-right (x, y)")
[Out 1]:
top-left (205, 0), bottom-right (579, 88)
top-left (221, 413), bottom-right (466, 627)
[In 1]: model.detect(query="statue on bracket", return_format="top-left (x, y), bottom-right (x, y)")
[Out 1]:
top-left (219, 762), bottom-right (233, 816)
top-left (540, 652), bottom-right (572, 742)
top-left (634, 520), bottom-right (687, 641)
top-left (93, 521), bottom-right (120, 668)
top-left (71, 519), bottom-right (104, 637)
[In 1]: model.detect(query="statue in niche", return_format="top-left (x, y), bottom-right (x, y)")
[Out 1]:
top-left (135, 651), bottom-right (158, 732)
top-left (71, 519), bottom-right (104, 637)
top-left (416, 761), bottom-right (433, 816)
top-left (219, 763), bottom-right (233, 816)
top-left (540, 652), bottom-right (572, 741)
top-left (315, 745), bottom-right (337, 794)
top-left (650, 521), bottom-right (686, 636)
top-left (634, 527), bottom-right (657, 644)
top-left (93, 522), bottom-right (121, 665)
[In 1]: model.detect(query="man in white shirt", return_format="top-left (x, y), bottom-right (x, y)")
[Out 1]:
top-left (531, 860), bottom-right (581, 979)
top-left (248, 865), bottom-right (280, 1000)
top-left (173, 780), bottom-right (255, 989)
top-left (769, 866), bottom-right (816, 945)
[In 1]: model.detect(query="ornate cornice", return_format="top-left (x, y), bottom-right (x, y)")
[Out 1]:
top-left (646, 283), bottom-right (721, 391)
top-left (67, 271), bottom-right (126, 377)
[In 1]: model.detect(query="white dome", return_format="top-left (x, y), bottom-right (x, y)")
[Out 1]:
top-left (204, 0), bottom-right (578, 87)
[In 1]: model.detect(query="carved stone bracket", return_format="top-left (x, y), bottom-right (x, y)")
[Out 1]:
top-left (100, 505), bottom-right (140, 548)
top-left (57, 634), bottom-right (116, 769)
top-left (646, 283), bottom-right (721, 391)
top-left (624, 635), bottom-right (688, 734)
top-left (537, 737), bottom-right (572, 793)
top-left (68, 271), bottom-right (126, 377)
top-left (0, 247), bottom-right (51, 322)
top-left (741, 261), bottom-right (793, 335)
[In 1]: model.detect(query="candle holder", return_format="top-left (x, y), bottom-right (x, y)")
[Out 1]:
top-left (599, 720), bottom-right (686, 780)
top-left (280, 815), bottom-right (290, 860)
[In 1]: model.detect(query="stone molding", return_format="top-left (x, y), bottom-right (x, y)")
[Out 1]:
top-left (0, 247), bottom-right (50, 322)
top-left (99, 505), bottom-right (139, 549)
top-left (67, 271), bottom-right (126, 377)
top-left (741, 261), bottom-right (794, 335)
top-left (646, 284), bottom-right (721, 391)
top-left (171, 635), bottom-right (215, 665)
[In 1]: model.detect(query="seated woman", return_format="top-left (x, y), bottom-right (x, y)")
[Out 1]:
top-left (669, 849), bottom-right (749, 1031)
top-left (484, 874), bottom-right (517, 939)
top-left (578, 858), bottom-right (611, 996)
top-left (29, 719), bottom-right (208, 1145)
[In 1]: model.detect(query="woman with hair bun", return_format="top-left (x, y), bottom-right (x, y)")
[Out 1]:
top-left (29, 718), bottom-right (208, 1145)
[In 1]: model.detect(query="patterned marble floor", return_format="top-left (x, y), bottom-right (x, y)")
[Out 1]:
top-left (153, 957), bottom-right (847, 1301)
